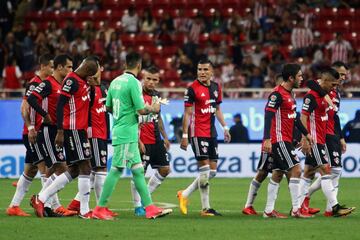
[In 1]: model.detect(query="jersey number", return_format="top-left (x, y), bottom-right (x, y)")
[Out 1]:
top-left (113, 98), bottom-right (121, 120)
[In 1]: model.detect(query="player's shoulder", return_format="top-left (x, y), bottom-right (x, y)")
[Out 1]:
top-left (210, 80), bottom-right (221, 89)
top-left (152, 89), bottom-right (160, 97)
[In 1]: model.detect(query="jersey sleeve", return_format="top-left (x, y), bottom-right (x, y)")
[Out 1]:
top-left (130, 79), bottom-right (145, 111)
top-left (31, 80), bottom-right (52, 99)
top-left (265, 92), bottom-right (282, 112)
top-left (301, 93), bottom-right (317, 116)
top-left (60, 77), bottom-right (79, 97)
top-left (306, 80), bottom-right (326, 97)
top-left (184, 87), bottom-right (195, 107)
top-left (216, 83), bottom-right (222, 104)
top-left (105, 87), bottom-right (112, 108)
top-left (24, 81), bottom-right (40, 99)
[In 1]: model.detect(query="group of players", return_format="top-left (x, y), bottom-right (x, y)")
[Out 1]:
top-left (5, 50), bottom-right (355, 220)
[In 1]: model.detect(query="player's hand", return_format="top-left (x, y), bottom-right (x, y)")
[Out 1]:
top-left (28, 129), bottom-right (37, 144)
top-left (139, 141), bottom-right (146, 154)
top-left (263, 139), bottom-right (272, 153)
top-left (180, 137), bottom-right (188, 151)
top-left (164, 138), bottom-right (171, 151)
top-left (224, 129), bottom-right (231, 143)
top-left (340, 138), bottom-right (347, 153)
top-left (151, 102), bottom-right (161, 113)
top-left (55, 130), bottom-right (64, 148)
top-left (301, 137), bottom-right (312, 156)
top-left (43, 114), bottom-right (53, 125)
top-left (305, 134), bottom-right (314, 146)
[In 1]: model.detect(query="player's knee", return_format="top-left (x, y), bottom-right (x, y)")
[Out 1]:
top-left (53, 163), bottom-right (67, 175)
top-left (131, 163), bottom-right (144, 176)
top-left (68, 166), bottom-right (79, 179)
top-left (25, 165), bottom-right (38, 178)
top-left (255, 170), bottom-right (268, 182)
top-left (271, 171), bottom-right (283, 183)
top-left (158, 167), bottom-right (170, 177)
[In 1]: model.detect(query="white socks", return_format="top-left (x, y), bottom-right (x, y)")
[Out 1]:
top-left (78, 175), bottom-right (91, 215)
top-left (40, 174), bottom-right (47, 187)
top-left (94, 172), bottom-right (107, 203)
top-left (147, 170), bottom-right (165, 194)
top-left (182, 169), bottom-right (217, 198)
top-left (321, 174), bottom-right (338, 209)
top-left (130, 180), bottom-right (142, 207)
top-left (299, 177), bottom-right (312, 206)
top-left (288, 178), bottom-right (300, 212)
top-left (245, 179), bottom-right (261, 208)
top-left (10, 174), bottom-right (33, 207)
top-left (308, 176), bottom-right (321, 197)
top-left (198, 165), bottom-right (210, 210)
top-left (326, 168), bottom-right (342, 211)
top-left (264, 179), bottom-right (280, 213)
top-left (39, 172), bottom-right (72, 203)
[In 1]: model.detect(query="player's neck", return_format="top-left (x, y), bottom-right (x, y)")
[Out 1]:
top-left (125, 69), bottom-right (138, 77)
top-left (281, 82), bottom-right (293, 92)
top-left (38, 71), bottom-right (48, 80)
top-left (53, 72), bottom-right (63, 83)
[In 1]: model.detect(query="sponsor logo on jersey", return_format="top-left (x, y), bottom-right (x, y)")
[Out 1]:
top-left (321, 115), bottom-right (328, 121)
top-left (201, 106), bottom-right (216, 114)
top-left (96, 105), bottom-right (106, 114)
top-left (205, 99), bottom-right (216, 105)
top-left (288, 112), bottom-right (296, 119)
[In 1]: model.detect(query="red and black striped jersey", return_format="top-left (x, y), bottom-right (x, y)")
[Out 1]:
top-left (184, 80), bottom-right (222, 138)
top-left (139, 90), bottom-right (161, 144)
top-left (326, 89), bottom-right (341, 136)
top-left (301, 89), bottom-right (328, 144)
top-left (60, 72), bottom-right (90, 130)
top-left (265, 85), bottom-right (297, 144)
top-left (22, 75), bottom-right (43, 135)
top-left (88, 85), bottom-right (108, 140)
top-left (31, 76), bottom-right (62, 126)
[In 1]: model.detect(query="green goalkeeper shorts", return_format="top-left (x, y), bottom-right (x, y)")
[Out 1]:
top-left (112, 142), bottom-right (141, 169)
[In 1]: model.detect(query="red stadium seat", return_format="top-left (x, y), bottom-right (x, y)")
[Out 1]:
top-left (120, 34), bottom-right (136, 46)
top-left (154, 57), bottom-right (173, 70)
top-left (135, 34), bottom-right (155, 46)
top-left (153, 0), bottom-right (170, 9)
top-left (170, 0), bottom-right (187, 9)
top-left (222, 0), bottom-right (239, 8)
top-left (135, 0), bottom-right (153, 9)
top-left (187, 0), bottom-right (205, 9)
top-left (164, 69), bottom-right (180, 82)
top-left (173, 33), bottom-right (186, 46)
top-left (162, 46), bottom-right (178, 57)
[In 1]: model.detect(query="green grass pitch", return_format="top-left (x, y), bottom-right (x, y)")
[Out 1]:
top-left (0, 178), bottom-right (358, 240)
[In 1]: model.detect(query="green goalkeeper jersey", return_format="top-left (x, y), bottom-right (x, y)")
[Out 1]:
top-left (106, 72), bottom-right (145, 145)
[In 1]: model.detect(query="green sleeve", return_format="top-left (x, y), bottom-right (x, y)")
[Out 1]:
top-left (106, 87), bottom-right (112, 108)
top-left (130, 79), bottom-right (145, 111)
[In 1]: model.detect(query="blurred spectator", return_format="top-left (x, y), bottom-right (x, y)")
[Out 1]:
top-left (63, 19), bottom-right (80, 42)
top-left (179, 55), bottom-right (195, 81)
top-left (22, 32), bottom-right (36, 71)
top-left (297, 3), bottom-right (314, 29)
top-left (67, 0), bottom-right (81, 10)
top-left (69, 44), bottom-right (82, 69)
top-left (248, 67), bottom-right (264, 88)
top-left (121, 6), bottom-right (139, 33)
top-left (174, 9), bottom-right (191, 33)
top-left (46, 22), bottom-right (62, 49)
top-left (250, 44), bottom-right (266, 67)
top-left (189, 15), bottom-right (205, 44)
top-left (241, 11), bottom-right (262, 42)
top-left (212, 66), bottom-right (223, 87)
top-left (342, 110), bottom-right (360, 142)
top-left (70, 34), bottom-right (89, 53)
top-left (57, 35), bottom-right (70, 54)
top-left (141, 8), bottom-right (157, 33)
top-left (252, 0), bottom-right (268, 23)
top-left (225, 67), bottom-right (247, 98)
top-left (326, 32), bottom-right (353, 64)
top-left (241, 55), bottom-right (256, 76)
top-left (259, 7), bottom-right (278, 33)
top-left (156, 22), bottom-right (173, 46)
top-left (228, 23), bottom-right (245, 66)
top-left (13, 23), bottom-right (26, 42)
top-left (159, 12), bottom-right (174, 32)
top-left (82, 21), bottom-right (96, 43)
top-left (291, 19), bottom-right (313, 58)
top-left (106, 32), bottom-right (122, 61)
top-left (229, 113), bottom-right (249, 143)
top-left (221, 58), bottom-right (235, 84)
top-left (2, 57), bottom-right (22, 97)
top-left (207, 10), bottom-right (226, 33)
top-left (142, 52), bottom-right (154, 69)
top-left (81, 0), bottom-right (99, 11)
top-left (0, 0), bottom-right (16, 39)
top-left (92, 31), bottom-right (106, 58)
top-left (4, 32), bottom-right (22, 66)
top-left (98, 20), bottom-right (114, 45)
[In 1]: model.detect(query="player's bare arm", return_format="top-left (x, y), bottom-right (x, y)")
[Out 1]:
top-left (300, 114), bottom-right (312, 156)
top-left (215, 105), bottom-right (231, 143)
top-left (21, 99), bottom-right (37, 144)
top-left (180, 106), bottom-right (192, 151)
top-left (158, 114), bottom-right (170, 150)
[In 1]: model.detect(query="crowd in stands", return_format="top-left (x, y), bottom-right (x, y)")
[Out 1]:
top-left (1, 0), bottom-right (360, 98)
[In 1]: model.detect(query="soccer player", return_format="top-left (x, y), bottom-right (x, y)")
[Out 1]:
top-left (27, 54), bottom-right (76, 217)
top-left (262, 63), bottom-right (313, 218)
top-left (178, 58), bottom-right (231, 216)
top-left (302, 62), bottom-right (352, 216)
top-left (130, 66), bottom-right (171, 216)
top-left (30, 56), bottom-right (100, 218)
top-left (299, 67), bottom-right (355, 217)
top-left (6, 54), bottom-right (53, 216)
top-left (92, 52), bottom-right (172, 220)
top-left (67, 64), bottom-right (114, 215)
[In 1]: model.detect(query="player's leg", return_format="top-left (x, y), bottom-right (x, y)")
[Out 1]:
top-left (243, 152), bottom-right (271, 215)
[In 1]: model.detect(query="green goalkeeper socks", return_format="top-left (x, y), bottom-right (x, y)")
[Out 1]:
top-left (131, 167), bottom-right (152, 207)
top-left (98, 167), bottom-right (123, 207)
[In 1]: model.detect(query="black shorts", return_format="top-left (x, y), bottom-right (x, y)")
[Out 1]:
top-left (142, 140), bottom-right (169, 171)
top-left (272, 141), bottom-right (300, 171)
top-left (257, 152), bottom-right (274, 173)
top-left (305, 143), bottom-right (329, 168)
top-left (90, 138), bottom-right (108, 168)
top-left (23, 134), bottom-right (44, 165)
top-left (63, 129), bottom-right (92, 165)
top-left (38, 125), bottom-right (66, 168)
top-left (325, 135), bottom-right (342, 168)
top-left (190, 137), bottom-right (218, 161)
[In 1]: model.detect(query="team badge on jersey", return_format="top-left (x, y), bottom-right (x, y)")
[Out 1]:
top-left (213, 90), bottom-right (218, 98)
top-left (302, 97), bottom-right (311, 111)
top-left (268, 94), bottom-right (277, 107)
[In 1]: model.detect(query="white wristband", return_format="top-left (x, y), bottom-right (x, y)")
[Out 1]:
top-left (28, 126), bottom-right (35, 131)
top-left (182, 133), bottom-right (188, 139)
top-left (223, 126), bottom-right (229, 131)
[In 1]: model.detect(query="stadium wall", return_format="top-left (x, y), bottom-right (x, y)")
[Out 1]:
top-left (1, 144), bottom-right (360, 178)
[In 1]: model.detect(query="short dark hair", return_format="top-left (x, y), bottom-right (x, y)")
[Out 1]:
top-left (198, 58), bottom-right (213, 67)
top-left (82, 56), bottom-right (100, 76)
top-left (54, 54), bottom-right (72, 69)
top-left (145, 65), bottom-right (159, 74)
top-left (126, 52), bottom-right (142, 69)
top-left (282, 63), bottom-right (301, 82)
top-left (322, 66), bottom-right (340, 80)
top-left (332, 61), bottom-right (348, 70)
top-left (38, 53), bottom-right (53, 65)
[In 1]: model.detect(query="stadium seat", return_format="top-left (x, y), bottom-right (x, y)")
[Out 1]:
top-left (162, 46), bottom-right (178, 57)
top-left (153, 0), bottom-right (170, 9)
top-left (154, 57), bottom-right (173, 70)
top-left (135, 34), bottom-right (155, 46)
top-left (170, 0), bottom-right (187, 9)
top-left (120, 34), bottom-right (136, 47)
top-left (135, 0), bottom-right (153, 9)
